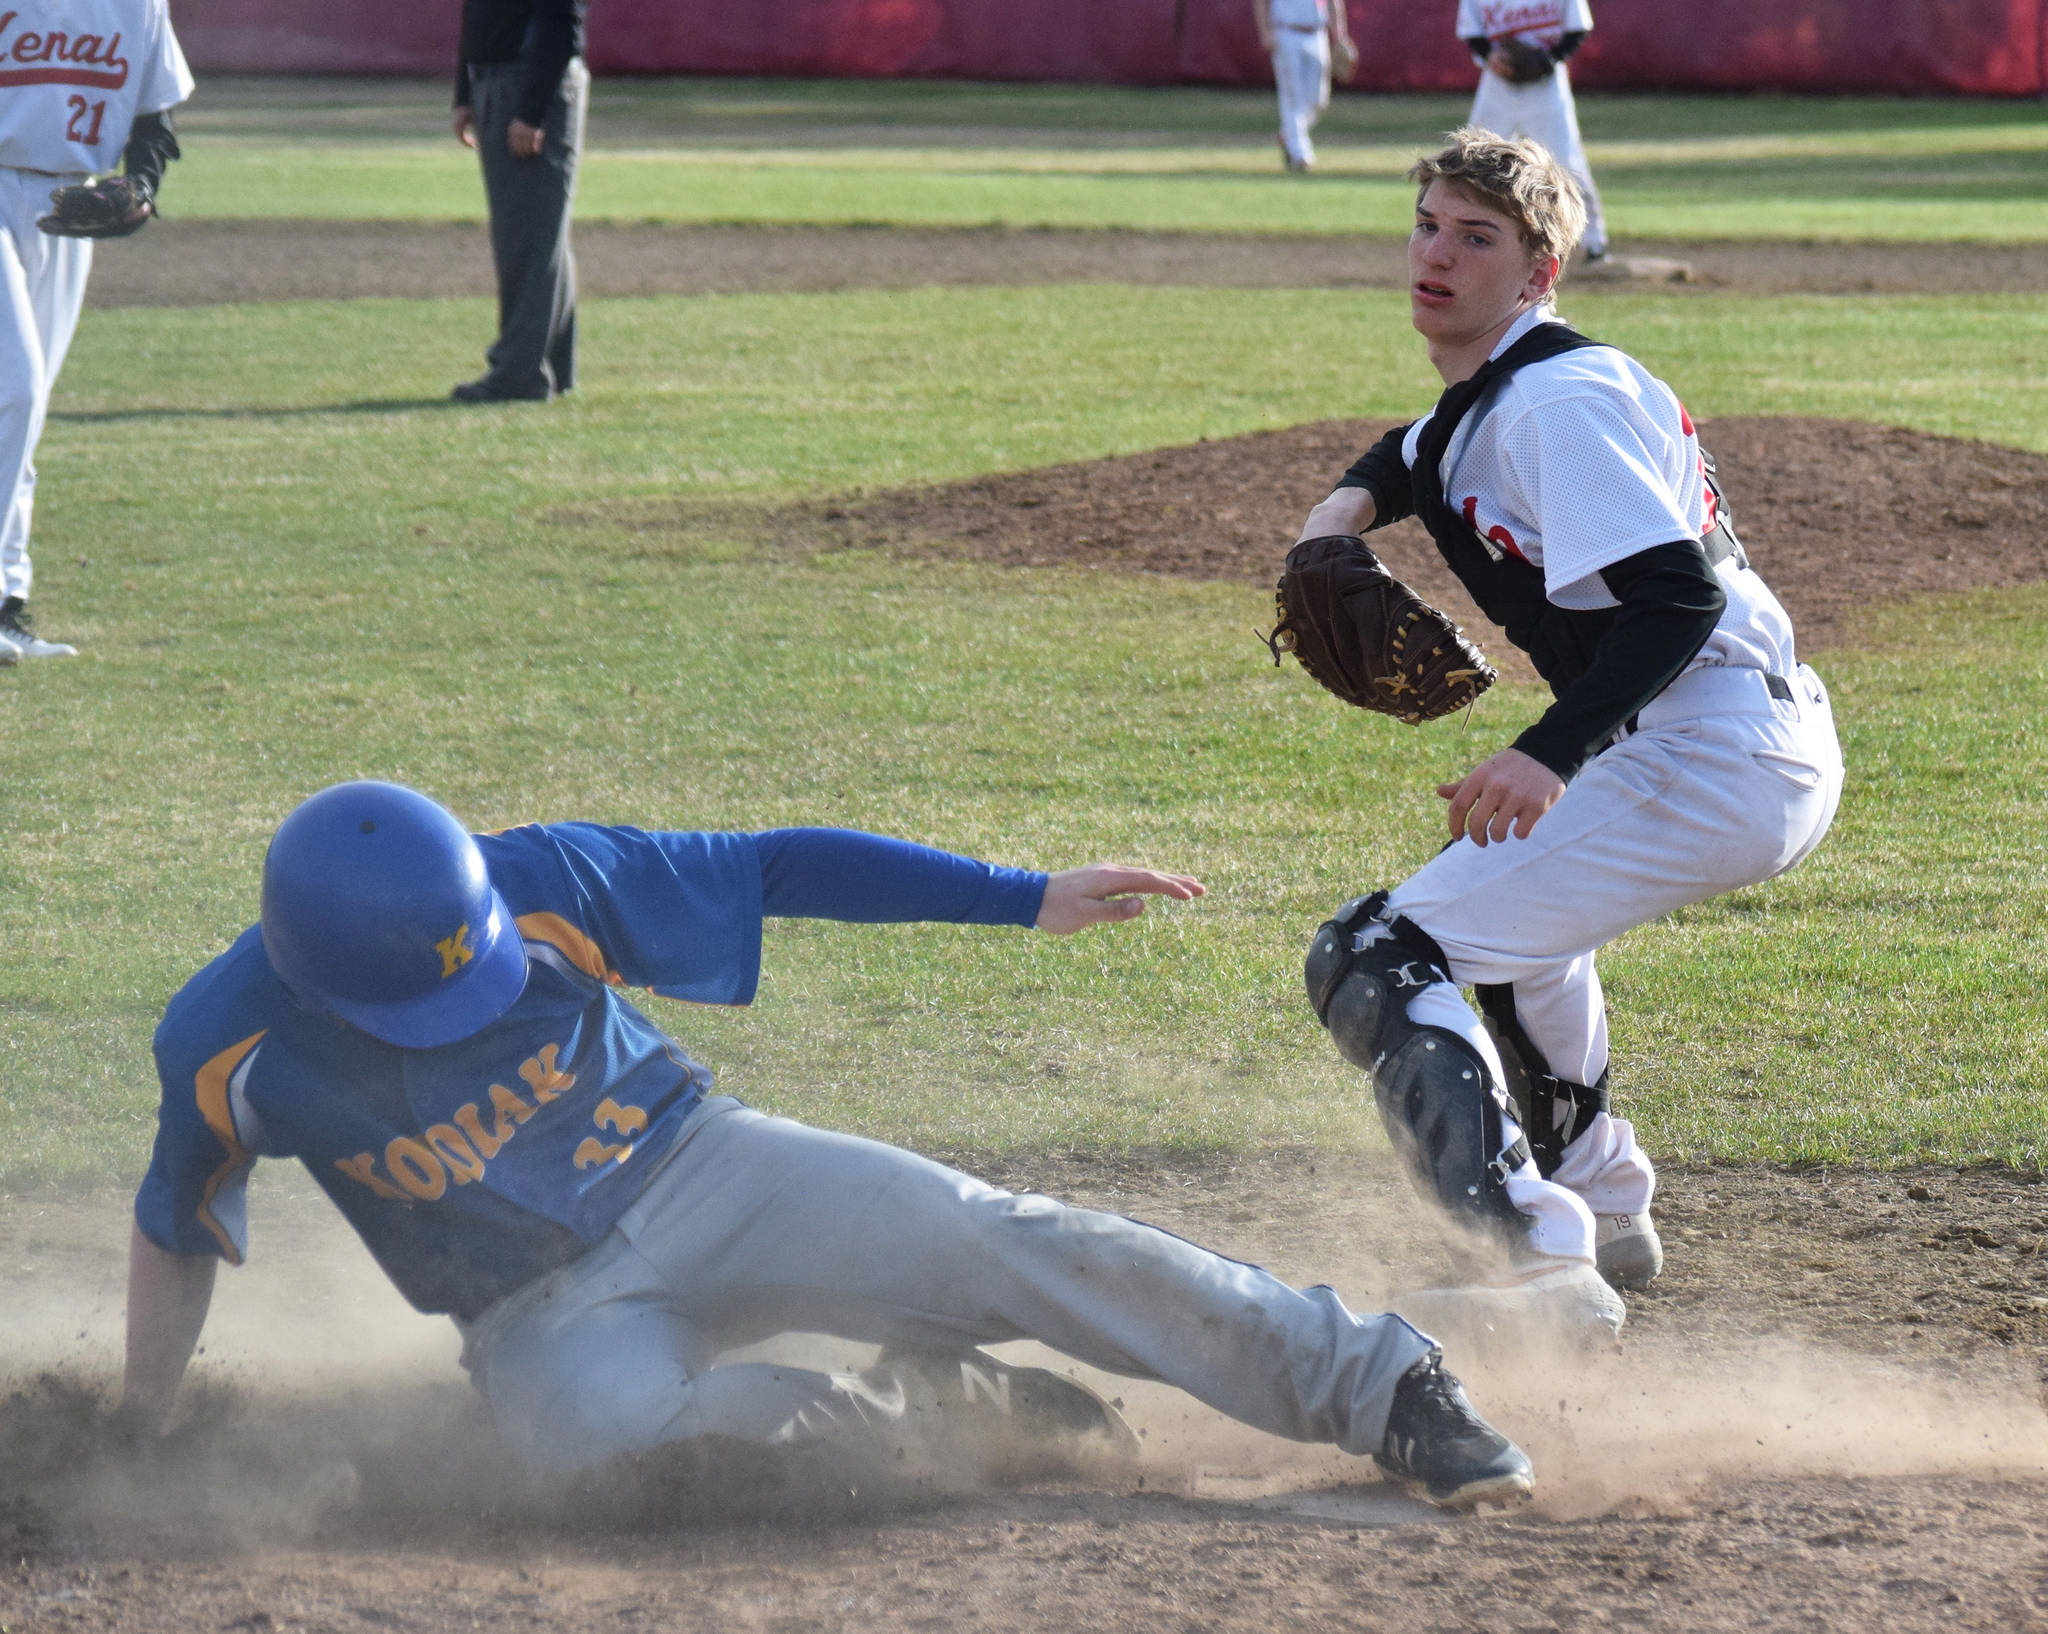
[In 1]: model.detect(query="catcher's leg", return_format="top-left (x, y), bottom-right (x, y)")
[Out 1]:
top-left (1304, 895), bottom-right (1597, 1265)
top-left (1475, 974), bottom-right (1660, 1288)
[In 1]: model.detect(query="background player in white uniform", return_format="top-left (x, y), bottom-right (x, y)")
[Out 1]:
top-left (1292, 130), bottom-right (1842, 1337)
top-left (1457, 0), bottom-right (1607, 260)
top-left (1254, 0), bottom-right (1358, 173)
top-left (0, 0), bottom-right (191, 660)
top-left (119, 781), bottom-right (1536, 1511)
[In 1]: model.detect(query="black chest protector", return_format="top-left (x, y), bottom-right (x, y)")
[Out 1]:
top-left (1409, 322), bottom-right (1747, 698)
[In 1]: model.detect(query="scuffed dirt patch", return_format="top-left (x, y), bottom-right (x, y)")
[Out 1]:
top-left (5, 1160), bottom-right (2048, 1634)
top-left (568, 416), bottom-right (2048, 680)
top-left (85, 222), bottom-right (2048, 309)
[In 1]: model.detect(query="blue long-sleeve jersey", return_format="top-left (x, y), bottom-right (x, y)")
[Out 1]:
top-left (136, 825), bottom-right (1045, 1319)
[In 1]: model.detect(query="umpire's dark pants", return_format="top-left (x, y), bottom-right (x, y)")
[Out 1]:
top-left (468, 58), bottom-right (587, 398)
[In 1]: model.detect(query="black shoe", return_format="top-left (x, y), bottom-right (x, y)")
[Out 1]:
top-left (878, 1347), bottom-right (1139, 1476)
top-left (1374, 1353), bottom-right (1533, 1510)
top-left (450, 376), bottom-right (552, 404)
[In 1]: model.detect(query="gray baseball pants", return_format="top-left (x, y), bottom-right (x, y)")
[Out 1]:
top-left (467, 57), bottom-right (586, 398)
top-left (459, 1097), bottom-right (1434, 1477)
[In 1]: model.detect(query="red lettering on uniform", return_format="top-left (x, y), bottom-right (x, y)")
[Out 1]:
top-left (1478, 1), bottom-right (1564, 35)
top-left (1678, 402), bottom-right (1695, 436)
top-left (0, 16), bottom-right (126, 87)
top-left (1461, 495), bottom-right (1529, 562)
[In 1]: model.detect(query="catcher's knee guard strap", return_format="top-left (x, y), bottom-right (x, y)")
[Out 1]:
top-left (1305, 896), bottom-right (1529, 1236)
top-left (1474, 982), bottom-right (1610, 1177)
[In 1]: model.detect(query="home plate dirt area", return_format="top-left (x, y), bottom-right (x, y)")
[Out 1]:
top-left (9, 223), bottom-right (2047, 1633)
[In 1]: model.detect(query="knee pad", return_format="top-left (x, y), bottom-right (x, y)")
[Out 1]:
top-left (1305, 896), bottom-right (1528, 1236)
top-left (1474, 983), bottom-right (1611, 1177)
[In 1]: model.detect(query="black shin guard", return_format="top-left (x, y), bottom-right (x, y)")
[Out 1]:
top-left (1306, 896), bottom-right (1530, 1237)
top-left (1473, 983), bottom-right (1610, 1177)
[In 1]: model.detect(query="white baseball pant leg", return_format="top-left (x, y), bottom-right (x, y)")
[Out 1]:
top-left (1383, 666), bottom-right (1844, 1258)
top-left (1469, 65), bottom-right (1607, 257)
top-left (460, 1098), bottom-right (1435, 1478)
top-left (0, 169), bottom-right (92, 602)
top-left (1272, 27), bottom-right (1332, 167)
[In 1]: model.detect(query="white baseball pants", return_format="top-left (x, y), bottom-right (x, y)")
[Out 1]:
top-left (459, 1097), bottom-right (1435, 1478)
top-left (0, 168), bottom-right (92, 602)
top-left (1383, 664), bottom-right (1844, 1261)
top-left (1469, 65), bottom-right (1607, 257)
top-left (1272, 27), bottom-right (1333, 167)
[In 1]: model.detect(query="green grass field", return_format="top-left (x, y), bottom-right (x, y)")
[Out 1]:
top-left (2, 79), bottom-right (2044, 1189)
top-left (178, 77), bottom-right (2048, 240)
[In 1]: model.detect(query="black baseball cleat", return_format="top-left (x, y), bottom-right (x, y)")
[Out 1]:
top-left (1374, 1353), bottom-right (1534, 1511)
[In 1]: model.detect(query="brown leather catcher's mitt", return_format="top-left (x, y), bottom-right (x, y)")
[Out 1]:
top-left (1267, 535), bottom-right (1496, 724)
top-left (1493, 35), bottom-right (1557, 83)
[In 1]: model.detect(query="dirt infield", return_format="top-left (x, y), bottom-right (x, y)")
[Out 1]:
top-left (84, 220), bottom-right (2048, 308)
top-left (18, 219), bottom-right (2048, 1633)
top-left (4, 1156), bottom-right (2047, 1633)
top-left (568, 413), bottom-right (2048, 683)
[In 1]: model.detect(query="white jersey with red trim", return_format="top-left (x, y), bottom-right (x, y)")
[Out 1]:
top-left (1400, 307), bottom-right (1799, 677)
top-left (0, 0), bottom-right (192, 176)
top-left (1455, 0), bottom-right (1593, 49)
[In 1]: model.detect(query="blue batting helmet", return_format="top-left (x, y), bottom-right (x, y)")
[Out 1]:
top-left (259, 781), bottom-right (528, 1048)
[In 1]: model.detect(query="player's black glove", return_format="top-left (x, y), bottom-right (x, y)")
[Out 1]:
top-left (1265, 535), bottom-right (1497, 724)
top-left (38, 174), bottom-right (155, 239)
top-left (1494, 36), bottom-right (1557, 84)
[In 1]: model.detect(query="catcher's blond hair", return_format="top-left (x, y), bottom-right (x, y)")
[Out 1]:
top-left (1408, 127), bottom-right (1587, 267)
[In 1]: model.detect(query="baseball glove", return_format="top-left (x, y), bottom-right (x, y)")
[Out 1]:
top-left (1266, 534), bottom-right (1496, 724)
top-left (1493, 35), bottom-right (1556, 84)
top-left (38, 175), bottom-right (153, 239)
top-left (1331, 35), bottom-right (1360, 82)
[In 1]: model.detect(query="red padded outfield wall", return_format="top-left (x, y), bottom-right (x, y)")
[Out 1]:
top-left (172, 0), bottom-right (2048, 96)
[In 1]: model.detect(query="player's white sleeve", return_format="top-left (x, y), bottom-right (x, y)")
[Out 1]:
top-left (137, 0), bottom-right (197, 116)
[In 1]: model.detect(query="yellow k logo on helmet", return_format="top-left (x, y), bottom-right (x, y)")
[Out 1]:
top-left (436, 923), bottom-right (476, 979)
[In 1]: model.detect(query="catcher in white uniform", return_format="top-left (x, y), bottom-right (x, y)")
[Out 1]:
top-left (1290, 130), bottom-right (1842, 1337)
top-left (1253, 0), bottom-right (1358, 173)
top-left (1458, 0), bottom-right (1607, 260)
top-left (0, 0), bottom-right (191, 662)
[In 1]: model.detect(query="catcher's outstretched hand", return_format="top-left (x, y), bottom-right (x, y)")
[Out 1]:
top-left (38, 176), bottom-right (152, 239)
top-left (1036, 865), bottom-right (1205, 934)
top-left (1438, 747), bottom-right (1565, 847)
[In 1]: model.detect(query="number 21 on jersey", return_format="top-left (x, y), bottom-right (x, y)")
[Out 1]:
top-left (65, 95), bottom-right (105, 144)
